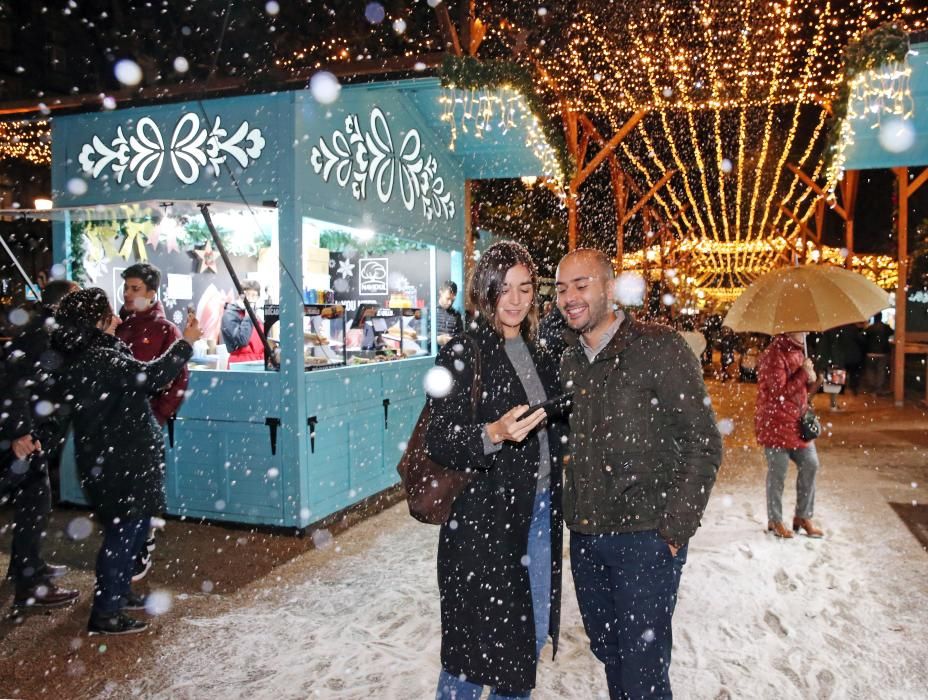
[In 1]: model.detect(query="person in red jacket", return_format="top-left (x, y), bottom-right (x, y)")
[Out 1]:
top-left (220, 280), bottom-right (265, 364)
top-left (754, 332), bottom-right (824, 539)
top-left (116, 263), bottom-right (190, 581)
top-left (117, 263), bottom-right (190, 424)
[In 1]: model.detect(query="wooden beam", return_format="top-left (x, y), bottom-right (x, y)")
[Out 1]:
top-left (893, 167), bottom-right (909, 406)
top-left (573, 109), bottom-right (647, 188)
top-left (786, 163), bottom-right (848, 221)
top-left (610, 156), bottom-right (628, 268)
top-left (567, 195), bottom-right (579, 251)
top-left (778, 203), bottom-right (817, 242)
top-left (840, 170), bottom-right (859, 269)
top-left (578, 131), bottom-right (591, 172)
top-left (906, 166), bottom-right (928, 198)
top-left (620, 170), bottom-right (676, 226)
top-left (435, 3), bottom-right (463, 56)
top-left (564, 110), bottom-right (579, 160)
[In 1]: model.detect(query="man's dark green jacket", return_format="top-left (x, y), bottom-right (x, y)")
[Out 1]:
top-left (561, 317), bottom-right (723, 546)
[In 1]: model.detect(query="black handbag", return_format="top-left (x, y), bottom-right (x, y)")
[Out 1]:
top-left (798, 400), bottom-right (821, 441)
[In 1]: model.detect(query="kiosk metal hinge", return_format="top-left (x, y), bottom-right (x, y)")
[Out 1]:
top-left (166, 416), bottom-right (176, 448)
top-left (265, 417), bottom-right (281, 455)
top-left (307, 416), bottom-right (318, 453)
top-left (382, 398), bottom-right (390, 429)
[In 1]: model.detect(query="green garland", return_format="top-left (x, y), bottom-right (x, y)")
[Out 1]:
top-left (68, 222), bottom-right (88, 285)
top-left (438, 55), bottom-right (573, 180)
top-left (825, 23), bottom-right (910, 170)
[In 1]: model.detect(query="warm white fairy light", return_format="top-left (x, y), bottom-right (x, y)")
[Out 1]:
top-left (440, 84), bottom-right (565, 187)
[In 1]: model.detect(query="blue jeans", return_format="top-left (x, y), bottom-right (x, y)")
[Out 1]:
top-left (436, 489), bottom-right (552, 700)
top-left (570, 530), bottom-right (687, 700)
top-left (93, 517), bottom-right (149, 616)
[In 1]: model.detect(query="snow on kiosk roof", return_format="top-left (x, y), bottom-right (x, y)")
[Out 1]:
top-left (47, 79), bottom-right (560, 529)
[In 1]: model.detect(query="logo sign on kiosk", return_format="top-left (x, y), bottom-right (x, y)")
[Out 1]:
top-left (359, 258), bottom-right (388, 296)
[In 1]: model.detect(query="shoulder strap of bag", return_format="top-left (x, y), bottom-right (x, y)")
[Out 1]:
top-left (466, 334), bottom-right (481, 421)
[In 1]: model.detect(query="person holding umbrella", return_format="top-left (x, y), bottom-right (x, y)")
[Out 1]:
top-left (754, 332), bottom-right (824, 538)
top-left (725, 264), bottom-right (890, 539)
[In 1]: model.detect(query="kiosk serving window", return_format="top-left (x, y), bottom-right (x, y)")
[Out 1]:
top-left (68, 201), bottom-right (279, 371)
top-left (297, 218), bottom-right (454, 368)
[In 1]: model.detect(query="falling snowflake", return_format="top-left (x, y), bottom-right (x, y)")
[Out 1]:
top-left (337, 258), bottom-right (355, 279)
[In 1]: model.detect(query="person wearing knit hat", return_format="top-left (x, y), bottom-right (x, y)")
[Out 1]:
top-left (53, 288), bottom-right (200, 635)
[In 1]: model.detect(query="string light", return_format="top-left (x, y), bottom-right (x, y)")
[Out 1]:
top-left (515, 0), bottom-right (928, 297)
top-left (0, 120), bottom-right (51, 165)
top-left (439, 84), bottom-right (565, 187)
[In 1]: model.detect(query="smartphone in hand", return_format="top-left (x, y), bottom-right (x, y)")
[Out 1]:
top-left (517, 392), bottom-right (574, 420)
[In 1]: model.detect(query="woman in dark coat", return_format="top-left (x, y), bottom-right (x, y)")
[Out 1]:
top-left (52, 288), bottom-right (197, 635)
top-left (426, 241), bottom-right (565, 699)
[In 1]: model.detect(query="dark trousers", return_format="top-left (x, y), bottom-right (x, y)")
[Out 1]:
top-left (570, 530), bottom-right (688, 700)
top-left (1, 452), bottom-right (52, 594)
top-left (93, 517), bottom-right (148, 616)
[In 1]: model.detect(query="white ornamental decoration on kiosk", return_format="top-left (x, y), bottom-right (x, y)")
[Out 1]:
top-left (310, 106), bottom-right (456, 221)
top-left (78, 113), bottom-right (266, 187)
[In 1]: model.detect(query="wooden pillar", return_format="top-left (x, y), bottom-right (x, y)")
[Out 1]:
top-left (841, 171), bottom-right (859, 269)
top-left (893, 167), bottom-right (908, 407)
top-left (567, 194), bottom-right (578, 251)
top-left (611, 159), bottom-right (627, 268)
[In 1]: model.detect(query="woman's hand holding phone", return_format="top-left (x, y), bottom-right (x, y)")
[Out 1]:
top-left (486, 405), bottom-right (547, 445)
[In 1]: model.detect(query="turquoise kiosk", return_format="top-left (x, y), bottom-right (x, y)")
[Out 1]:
top-left (839, 40), bottom-right (928, 405)
top-left (50, 78), bottom-right (560, 527)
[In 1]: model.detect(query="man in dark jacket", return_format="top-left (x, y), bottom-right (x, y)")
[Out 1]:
top-left (53, 288), bottom-right (197, 635)
top-left (435, 280), bottom-right (464, 347)
top-left (1, 280), bottom-right (80, 611)
top-left (555, 249), bottom-right (723, 700)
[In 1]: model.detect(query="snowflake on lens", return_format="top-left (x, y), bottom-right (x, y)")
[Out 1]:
top-left (337, 258), bottom-right (355, 279)
top-left (172, 310), bottom-right (184, 325)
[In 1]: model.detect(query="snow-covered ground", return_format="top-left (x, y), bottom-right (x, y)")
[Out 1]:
top-left (97, 428), bottom-right (928, 699)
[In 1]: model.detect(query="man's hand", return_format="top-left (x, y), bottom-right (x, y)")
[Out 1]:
top-left (11, 434), bottom-right (41, 459)
top-left (668, 543), bottom-right (680, 557)
top-left (183, 311), bottom-right (203, 343)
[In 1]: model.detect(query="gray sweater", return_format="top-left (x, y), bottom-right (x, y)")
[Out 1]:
top-left (480, 334), bottom-right (551, 494)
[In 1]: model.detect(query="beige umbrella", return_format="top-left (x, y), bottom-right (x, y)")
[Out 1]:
top-left (723, 264), bottom-right (890, 335)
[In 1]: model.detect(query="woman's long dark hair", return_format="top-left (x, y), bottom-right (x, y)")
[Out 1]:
top-left (468, 241), bottom-right (539, 340)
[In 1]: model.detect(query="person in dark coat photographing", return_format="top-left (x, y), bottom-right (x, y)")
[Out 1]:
top-left (426, 241), bottom-right (565, 699)
top-left (755, 332), bottom-right (824, 539)
top-left (1, 279), bottom-right (81, 611)
top-left (556, 249), bottom-right (723, 700)
top-left (52, 288), bottom-right (198, 635)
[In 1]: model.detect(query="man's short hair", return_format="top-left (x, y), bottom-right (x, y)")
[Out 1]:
top-left (242, 280), bottom-right (261, 294)
top-left (440, 280), bottom-right (458, 296)
top-left (41, 279), bottom-right (79, 308)
top-left (121, 263), bottom-right (161, 292)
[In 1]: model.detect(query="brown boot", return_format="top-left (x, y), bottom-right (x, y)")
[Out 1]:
top-left (767, 521), bottom-right (794, 538)
top-left (793, 517), bottom-right (824, 538)
top-left (13, 583), bottom-right (79, 610)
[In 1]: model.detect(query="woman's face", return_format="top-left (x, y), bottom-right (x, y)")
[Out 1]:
top-left (495, 264), bottom-right (534, 337)
top-left (97, 307), bottom-right (120, 335)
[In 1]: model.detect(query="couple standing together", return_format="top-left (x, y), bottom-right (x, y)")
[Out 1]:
top-left (425, 242), bottom-right (724, 699)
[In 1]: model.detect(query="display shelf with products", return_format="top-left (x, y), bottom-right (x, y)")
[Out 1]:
top-left (263, 302), bottom-right (347, 371)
